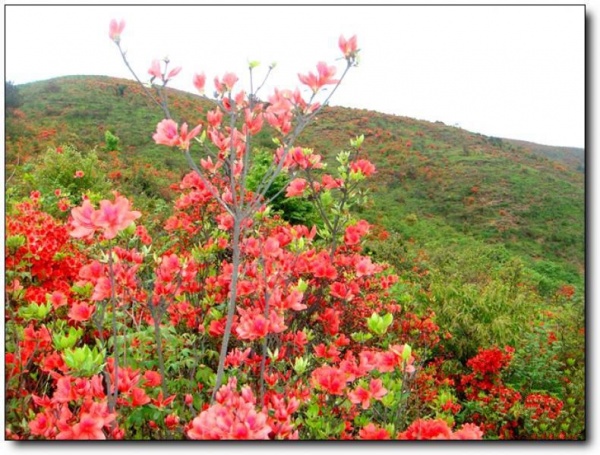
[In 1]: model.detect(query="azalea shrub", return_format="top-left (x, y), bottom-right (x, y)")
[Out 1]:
top-left (4, 19), bottom-right (584, 441)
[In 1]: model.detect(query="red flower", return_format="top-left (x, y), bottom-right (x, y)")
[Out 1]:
top-left (311, 366), bottom-right (347, 395)
top-left (131, 387), bottom-right (150, 407)
top-left (398, 419), bottom-right (453, 440)
top-left (350, 159), bottom-right (376, 177)
top-left (143, 370), bottom-right (162, 388)
top-left (67, 302), bottom-right (95, 322)
top-left (359, 423), bottom-right (390, 440)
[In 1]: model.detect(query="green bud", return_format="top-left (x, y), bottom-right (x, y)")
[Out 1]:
top-left (6, 234), bottom-right (26, 251)
top-left (296, 278), bottom-right (308, 293)
top-left (123, 222), bottom-right (136, 237)
top-left (249, 60), bottom-right (260, 69)
top-left (293, 357), bottom-right (309, 375)
top-left (402, 344), bottom-right (412, 361)
top-left (350, 134), bottom-right (365, 148)
top-left (18, 301), bottom-right (52, 321)
top-left (267, 347), bottom-right (279, 362)
top-left (351, 331), bottom-right (373, 343)
top-left (349, 170), bottom-right (365, 182)
top-left (367, 312), bottom-right (394, 336)
top-left (53, 327), bottom-right (83, 351)
top-left (63, 345), bottom-right (105, 377)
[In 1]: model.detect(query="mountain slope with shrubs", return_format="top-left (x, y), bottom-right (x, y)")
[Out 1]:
top-left (4, 56), bottom-right (585, 441)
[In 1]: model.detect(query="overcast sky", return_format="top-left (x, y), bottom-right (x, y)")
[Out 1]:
top-left (4, 3), bottom-right (585, 148)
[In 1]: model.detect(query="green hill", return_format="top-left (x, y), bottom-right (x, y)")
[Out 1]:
top-left (5, 75), bottom-right (585, 294)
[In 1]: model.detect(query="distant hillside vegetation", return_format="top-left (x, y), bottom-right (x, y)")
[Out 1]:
top-left (5, 75), bottom-right (585, 294)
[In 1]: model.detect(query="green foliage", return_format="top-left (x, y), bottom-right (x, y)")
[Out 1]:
top-left (21, 144), bottom-right (111, 215)
top-left (246, 148), bottom-right (321, 227)
top-left (104, 130), bottom-right (120, 152)
top-left (427, 258), bottom-right (541, 361)
top-left (63, 345), bottom-right (106, 377)
top-left (505, 324), bottom-right (564, 396)
top-left (5, 80), bottom-right (22, 110)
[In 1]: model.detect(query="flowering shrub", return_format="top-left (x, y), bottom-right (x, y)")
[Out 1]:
top-left (4, 17), bottom-right (583, 441)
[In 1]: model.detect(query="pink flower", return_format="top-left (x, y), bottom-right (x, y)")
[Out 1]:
top-left (355, 256), bottom-right (376, 277)
top-left (178, 122), bottom-right (202, 150)
top-left (339, 35), bottom-right (358, 59)
top-left (348, 385), bottom-right (372, 409)
top-left (166, 66), bottom-right (181, 80)
top-left (92, 195), bottom-right (141, 240)
top-left (148, 59), bottom-right (162, 80)
top-left (49, 291), bottom-right (68, 308)
top-left (193, 73), bottom-right (206, 93)
top-left (68, 302), bottom-right (95, 322)
top-left (70, 199), bottom-right (97, 238)
top-left (214, 72), bottom-right (239, 95)
top-left (453, 423), bottom-right (484, 440)
top-left (298, 62), bottom-right (338, 93)
top-left (74, 170), bottom-right (85, 178)
top-left (153, 119), bottom-right (201, 151)
top-left (236, 308), bottom-right (269, 340)
top-left (286, 178), bottom-right (307, 197)
top-left (187, 378), bottom-right (272, 440)
top-left (348, 379), bottom-right (387, 410)
top-left (109, 19), bottom-right (125, 43)
top-left (263, 237), bottom-right (281, 258)
top-left (207, 108), bottom-right (223, 127)
top-left (153, 119), bottom-right (179, 147)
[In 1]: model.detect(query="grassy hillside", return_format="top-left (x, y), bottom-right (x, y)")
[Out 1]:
top-left (5, 75), bottom-right (585, 294)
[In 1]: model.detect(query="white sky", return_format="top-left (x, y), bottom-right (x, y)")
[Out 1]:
top-left (4, 3), bottom-right (585, 148)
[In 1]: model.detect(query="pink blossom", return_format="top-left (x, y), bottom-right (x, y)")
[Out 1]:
top-left (453, 423), bottom-right (484, 440)
top-left (92, 195), bottom-right (141, 240)
top-left (193, 73), bottom-right (206, 93)
top-left (187, 378), bottom-right (272, 440)
top-left (178, 122), bottom-right (202, 150)
top-left (68, 302), bottom-right (95, 322)
top-left (153, 119), bottom-right (201, 151)
top-left (70, 199), bottom-right (97, 238)
top-left (298, 62), bottom-right (338, 93)
top-left (339, 35), bottom-right (358, 59)
top-left (166, 66), bottom-right (182, 80)
top-left (74, 170), bottom-right (85, 178)
top-left (355, 256), bottom-right (376, 277)
top-left (148, 59), bottom-right (162, 80)
top-left (153, 119), bottom-right (180, 147)
top-left (286, 178), bottom-right (307, 198)
top-left (214, 72), bottom-right (239, 95)
top-left (109, 19), bottom-right (125, 43)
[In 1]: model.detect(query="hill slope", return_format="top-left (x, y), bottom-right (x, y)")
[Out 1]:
top-left (5, 75), bottom-right (585, 293)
